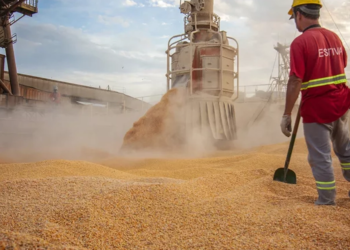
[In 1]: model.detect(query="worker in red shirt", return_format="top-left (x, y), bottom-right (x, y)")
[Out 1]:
top-left (281, 0), bottom-right (350, 205)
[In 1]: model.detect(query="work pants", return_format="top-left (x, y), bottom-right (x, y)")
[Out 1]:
top-left (303, 111), bottom-right (350, 205)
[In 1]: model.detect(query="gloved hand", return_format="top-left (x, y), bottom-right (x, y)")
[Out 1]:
top-left (280, 115), bottom-right (292, 137)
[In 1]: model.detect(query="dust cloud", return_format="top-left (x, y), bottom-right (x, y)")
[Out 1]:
top-left (0, 102), bottom-right (148, 163)
top-left (0, 91), bottom-right (300, 163)
top-left (234, 102), bottom-right (303, 149)
top-left (119, 88), bottom-right (222, 159)
top-left (119, 87), bottom-right (296, 158)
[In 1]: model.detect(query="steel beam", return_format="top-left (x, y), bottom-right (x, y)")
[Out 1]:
top-left (3, 15), bottom-right (20, 96)
top-left (0, 54), bottom-right (4, 81)
top-left (4, 0), bottom-right (26, 16)
top-left (0, 79), bottom-right (12, 95)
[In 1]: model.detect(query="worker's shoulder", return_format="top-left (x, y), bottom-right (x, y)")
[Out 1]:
top-left (291, 34), bottom-right (305, 48)
top-left (318, 27), bottom-right (336, 34)
top-left (325, 29), bottom-right (342, 43)
top-left (305, 27), bottom-right (339, 40)
top-left (292, 28), bottom-right (338, 45)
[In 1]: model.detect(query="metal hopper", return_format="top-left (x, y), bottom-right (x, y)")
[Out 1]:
top-left (166, 0), bottom-right (239, 142)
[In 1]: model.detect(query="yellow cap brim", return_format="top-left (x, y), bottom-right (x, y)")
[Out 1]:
top-left (288, 8), bottom-right (294, 20)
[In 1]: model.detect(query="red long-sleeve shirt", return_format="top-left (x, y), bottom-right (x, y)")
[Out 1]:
top-left (290, 27), bottom-right (350, 123)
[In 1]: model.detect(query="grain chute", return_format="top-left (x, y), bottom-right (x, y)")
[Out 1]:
top-left (166, 0), bottom-right (239, 143)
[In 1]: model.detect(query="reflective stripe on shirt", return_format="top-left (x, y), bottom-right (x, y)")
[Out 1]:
top-left (301, 74), bottom-right (347, 90)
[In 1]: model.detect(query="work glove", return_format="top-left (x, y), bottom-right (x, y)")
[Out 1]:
top-left (280, 115), bottom-right (292, 137)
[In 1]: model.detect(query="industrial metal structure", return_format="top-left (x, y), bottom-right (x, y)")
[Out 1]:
top-left (0, 71), bottom-right (151, 113)
top-left (166, 0), bottom-right (239, 141)
top-left (234, 43), bottom-right (291, 104)
top-left (0, 0), bottom-right (150, 115)
top-left (267, 43), bottom-right (290, 102)
top-left (243, 43), bottom-right (295, 127)
top-left (0, 0), bottom-right (38, 96)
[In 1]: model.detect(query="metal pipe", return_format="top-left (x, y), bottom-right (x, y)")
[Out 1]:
top-left (9, 14), bottom-right (25, 26)
top-left (219, 32), bottom-right (223, 97)
top-left (228, 37), bottom-right (239, 101)
top-left (3, 16), bottom-right (20, 96)
top-left (166, 46), bottom-right (170, 91)
top-left (202, 0), bottom-right (214, 13)
top-left (0, 54), bottom-right (5, 81)
top-left (190, 32), bottom-right (193, 96)
top-left (189, 30), bottom-right (200, 96)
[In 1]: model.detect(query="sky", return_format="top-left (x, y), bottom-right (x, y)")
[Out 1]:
top-left (1, 0), bottom-right (349, 103)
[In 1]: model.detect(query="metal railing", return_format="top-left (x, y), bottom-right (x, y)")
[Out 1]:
top-left (0, 0), bottom-right (38, 17)
top-left (236, 84), bottom-right (293, 104)
top-left (183, 12), bottom-right (221, 33)
top-left (22, 0), bottom-right (38, 8)
top-left (166, 30), bottom-right (239, 101)
top-left (0, 25), bottom-right (17, 48)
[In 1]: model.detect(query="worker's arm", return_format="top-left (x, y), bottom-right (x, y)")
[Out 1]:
top-left (281, 40), bottom-right (304, 137)
top-left (284, 74), bottom-right (302, 115)
top-left (280, 75), bottom-right (302, 137)
top-left (343, 45), bottom-right (348, 68)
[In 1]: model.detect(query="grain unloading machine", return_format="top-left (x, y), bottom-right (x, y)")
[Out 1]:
top-left (166, 0), bottom-right (239, 142)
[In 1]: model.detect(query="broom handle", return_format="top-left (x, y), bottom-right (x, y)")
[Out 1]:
top-left (284, 107), bottom-right (301, 181)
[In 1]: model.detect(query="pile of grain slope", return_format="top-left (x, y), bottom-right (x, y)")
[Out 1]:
top-left (120, 88), bottom-right (186, 152)
top-left (0, 139), bottom-right (350, 249)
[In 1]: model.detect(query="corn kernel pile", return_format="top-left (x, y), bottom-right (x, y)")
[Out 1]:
top-left (120, 88), bottom-right (185, 153)
top-left (1, 139), bottom-right (350, 249)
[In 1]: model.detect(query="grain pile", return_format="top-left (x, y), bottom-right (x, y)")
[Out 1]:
top-left (1, 139), bottom-right (350, 249)
top-left (120, 88), bottom-right (185, 153)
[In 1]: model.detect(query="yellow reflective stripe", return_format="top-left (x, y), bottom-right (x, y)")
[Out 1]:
top-left (302, 73), bottom-right (346, 85)
top-left (304, 74), bottom-right (346, 84)
top-left (301, 80), bottom-right (345, 90)
top-left (341, 163), bottom-right (350, 170)
top-left (301, 74), bottom-right (347, 90)
top-left (301, 80), bottom-right (346, 90)
top-left (317, 186), bottom-right (336, 190)
top-left (316, 180), bottom-right (335, 185)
